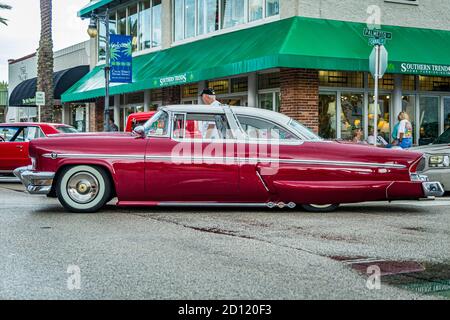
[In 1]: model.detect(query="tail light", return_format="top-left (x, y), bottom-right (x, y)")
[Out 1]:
top-left (410, 157), bottom-right (425, 173)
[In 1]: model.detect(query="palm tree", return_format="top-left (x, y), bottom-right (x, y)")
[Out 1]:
top-left (37, 0), bottom-right (54, 122)
top-left (0, 3), bottom-right (12, 26)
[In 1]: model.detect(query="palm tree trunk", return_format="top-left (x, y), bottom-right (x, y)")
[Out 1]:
top-left (37, 0), bottom-right (54, 123)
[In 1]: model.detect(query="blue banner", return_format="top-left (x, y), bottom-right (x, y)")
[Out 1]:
top-left (109, 34), bottom-right (133, 83)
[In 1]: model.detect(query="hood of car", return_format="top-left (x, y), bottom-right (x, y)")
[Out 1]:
top-left (411, 143), bottom-right (450, 154)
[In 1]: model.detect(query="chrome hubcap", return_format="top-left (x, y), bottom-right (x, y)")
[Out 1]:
top-left (67, 172), bottom-right (99, 204)
top-left (309, 204), bottom-right (333, 209)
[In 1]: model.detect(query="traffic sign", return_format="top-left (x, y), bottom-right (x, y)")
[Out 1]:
top-left (369, 37), bottom-right (386, 46)
top-left (35, 91), bottom-right (45, 106)
top-left (369, 45), bottom-right (388, 79)
top-left (363, 28), bottom-right (392, 40)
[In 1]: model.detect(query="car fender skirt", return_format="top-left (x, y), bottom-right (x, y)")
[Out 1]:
top-left (272, 180), bottom-right (391, 205)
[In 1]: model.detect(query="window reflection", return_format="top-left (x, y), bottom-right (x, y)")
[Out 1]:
top-left (222, 0), bottom-right (245, 28)
top-left (319, 94), bottom-right (337, 139)
top-left (341, 93), bottom-right (364, 141)
top-left (368, 94), bottom-right (390, 142)
top-left (249, 0), bottom-right (263, 21)
top-left (419, 96), bottom-right (439, 145)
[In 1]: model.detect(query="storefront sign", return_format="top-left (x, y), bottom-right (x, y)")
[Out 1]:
top-left (35, 91), bottom-right (45, 106)
top-left (398, 62), bottom-right (450, 76)
top-left (154, 73), bottom-right (194, 87)
top-left (110, 34), bottom-right (133, 83)
top-left (22, 97), bottom-right (35, 105)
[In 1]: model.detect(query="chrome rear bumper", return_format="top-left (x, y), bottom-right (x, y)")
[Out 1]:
top-left (422, 181), bottom-right (445, 197)
top-left (13, 166), bottom-right (55, 195)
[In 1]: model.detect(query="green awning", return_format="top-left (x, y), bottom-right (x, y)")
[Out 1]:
top-left (78, 0), bottom-right (114, 17)
top-left (62, 16), bottom-right (450, 103)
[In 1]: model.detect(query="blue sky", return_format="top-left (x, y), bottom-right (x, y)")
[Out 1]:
top-left (0, 0), bottom-right (90, 82)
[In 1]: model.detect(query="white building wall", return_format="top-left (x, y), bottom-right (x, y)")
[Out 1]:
top-left (7, 41), bottom-right (90, 122)
top-left (293, 0), bottom-right (450, 31)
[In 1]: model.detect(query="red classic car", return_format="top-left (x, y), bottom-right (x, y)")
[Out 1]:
top-left (125, 111), bottom-right (155, 132)
top-left (0, 122), bottom-right (78, 175)
top-left (14, 105), bottom-right (444, 213)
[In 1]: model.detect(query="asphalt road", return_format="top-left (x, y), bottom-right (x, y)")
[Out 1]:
top-left (0, 180), bottom-right (449, 300)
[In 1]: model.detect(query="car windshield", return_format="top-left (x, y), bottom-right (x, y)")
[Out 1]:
top-left (143, 110), bottom-right (169, 136)
top-left (288, 119), bottom-right (322, 141)
top-left (433, 128), bottom-right (450, 144)
top-left (55, 126), bottom-right (78, 133)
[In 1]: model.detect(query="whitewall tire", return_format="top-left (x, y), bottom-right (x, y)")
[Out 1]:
top-left (56, 165), bottom-right (112, 213)
top-left (301, 204), bottom-right (340, 213)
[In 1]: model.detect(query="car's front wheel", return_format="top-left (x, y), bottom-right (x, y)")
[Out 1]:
top-left (301, 204), bottom-right (340, 213)
top-left (56, 165), bottom-right (111, 213)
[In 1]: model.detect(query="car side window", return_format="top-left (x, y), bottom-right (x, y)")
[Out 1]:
top-left (144, 110), bottom-right (169, 136)
top-left (172, 113), bottom-right (233, 140)
top-left (237, 116), bottom-right (299, 141)
top-left (0, 127), bottom-right (21, 142)
top-left (22, 127), bottom-right (45, 141)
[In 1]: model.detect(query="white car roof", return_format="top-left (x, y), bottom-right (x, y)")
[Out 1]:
top-left (162, 105), bottom-right (292, 125)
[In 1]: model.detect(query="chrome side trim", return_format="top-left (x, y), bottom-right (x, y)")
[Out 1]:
top-left (144, 155), bottom-right (406, 169)
top-left (42, 153), bottom-right (406, 169)
top-left (255, 171), bottom-right (270, 192)
top-left (43, 153), bottom-right (145, 160)
top-left (156, 202), bottom-right (269, 208)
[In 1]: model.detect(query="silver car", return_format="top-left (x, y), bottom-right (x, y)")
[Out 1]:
top-left (412, 128), bottom-right (450, 192)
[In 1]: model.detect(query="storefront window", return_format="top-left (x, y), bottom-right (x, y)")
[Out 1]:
top-left (198, 0), bottom-right (219, 35)
top-left (152, 0), bottom-right (162, 47)
top-left (139, 1), bottom-right (151, 50)
top-left (403, 75), bottom-right (416, 91)
top-left (444, 97), bottom-right (450, 131)
top-left (319, 71), bottom-right (364, 88)
top-left (258, 72), bottom-right (280, 90)
top-left (117, 8), bottom-right (127, 35)
top-left (266, 0), bottom-right (279, 16)
top-left (341, 93), bottom-right (364, 140)
top-left (98, 21), bottom-right (106, 61)
top-left (182, 84), bottom-right (198, 98)
top-left (174, 0), bottom-right (184, 41)
top-left (207, 79), bottom-right (229, 94)
top-left (71, 106), bottom-right (87, 132)
top-left (420, 76), bottom-right (450, 92)
top-left (231, 77), bottom-right (248, 93)
top-left (419, 96), bottom-right (439, 145)
top-left (128, 5), bottom-right (139, 52)
top-left (319, 93), bottom-right (337, 139)
top-left (257, 92), bottom-right (279, 111)
top-left (151, 89), bottom-right (163, 101)
top-left (249, 0), bottom-right (263, 21)
top-left (402, 95), bottom-right (416, 142)
top-left (369, 94), bottom-right (390, 142)
top-left (185, 0), bottom-right (196, 38)
top-left (368, 74), bottom-right (394, 90)
top-left (222, 0), bottom-right (245, 28)
top-left (174, 0), bottom-right (279, 41)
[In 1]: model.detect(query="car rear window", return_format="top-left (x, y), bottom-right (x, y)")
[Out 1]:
top-left (55, 126), bottom-right (78, 133)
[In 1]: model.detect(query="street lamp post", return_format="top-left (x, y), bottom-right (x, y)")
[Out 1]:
top-left (87, 9), bottom-right (110, 132)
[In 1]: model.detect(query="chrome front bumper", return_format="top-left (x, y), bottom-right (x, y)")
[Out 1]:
top-left (422, 181), bottom-right (445, 197)
top-left (13, 166), bottom-right (55, 195)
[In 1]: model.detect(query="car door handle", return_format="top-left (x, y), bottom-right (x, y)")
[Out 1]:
top-left (16, 145), bottom-right (23, 149)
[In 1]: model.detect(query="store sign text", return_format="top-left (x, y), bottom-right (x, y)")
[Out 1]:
top-left (400, 63), bottom-right (450, 76)
top-left (159, 73), bottom-right (188, 87)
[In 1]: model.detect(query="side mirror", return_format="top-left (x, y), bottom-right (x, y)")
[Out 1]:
top-left (133, 125), bottom-right (146, 139)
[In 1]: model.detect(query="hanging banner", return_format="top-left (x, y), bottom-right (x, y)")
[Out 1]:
top-left (109, 34), bottom-right (133, 83)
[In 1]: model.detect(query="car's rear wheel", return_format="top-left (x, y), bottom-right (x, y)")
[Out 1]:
top-left (56, 165), bottom-right (111, 213)
top-left (301, 204), bottom-right (340, 213)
